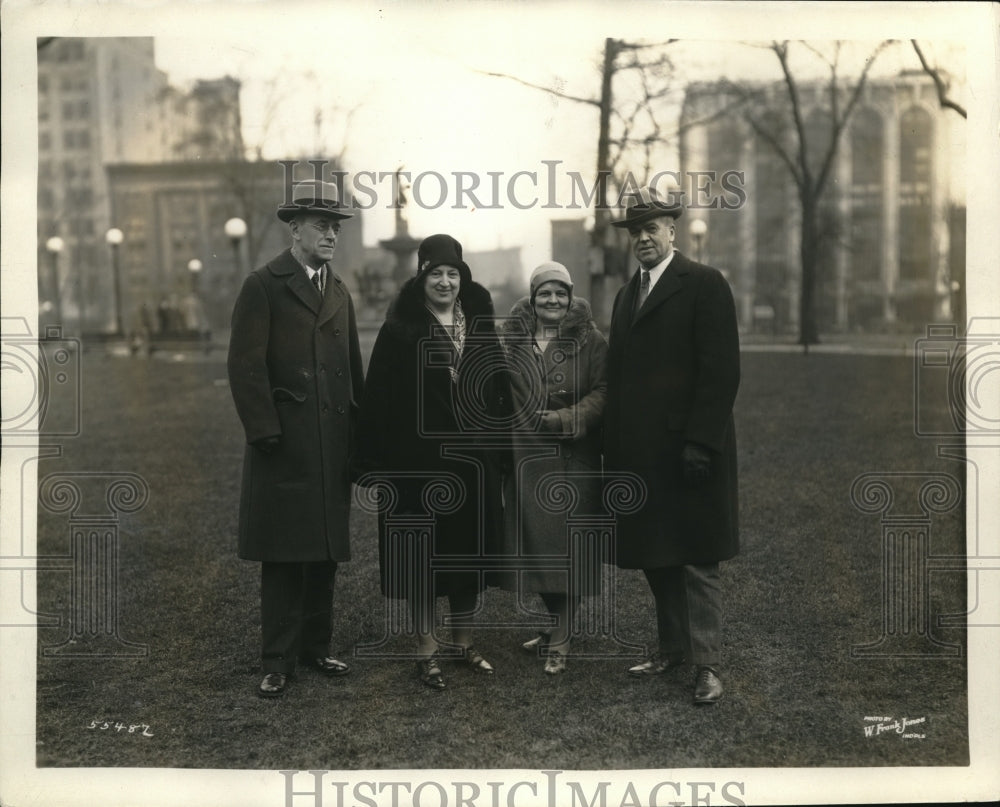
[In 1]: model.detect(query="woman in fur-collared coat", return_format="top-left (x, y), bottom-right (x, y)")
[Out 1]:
top-left (353, 234), bottom-right (509, 690)
top-left (499, 262), bottom-right (608, 674)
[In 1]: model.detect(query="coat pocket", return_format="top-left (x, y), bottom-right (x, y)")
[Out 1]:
top-left (272, 386), bottom-right (307, 404)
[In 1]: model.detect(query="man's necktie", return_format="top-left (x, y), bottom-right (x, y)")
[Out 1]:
top-left (634, 269), bottom-right (650, 319)
top-left (312, 268), bottom-right (324, 296)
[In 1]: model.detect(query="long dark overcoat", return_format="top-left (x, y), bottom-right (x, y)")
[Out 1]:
top-left (499, 297), bottom-right (608, 595)
top-left (352, 278), bottom-right (510, 598)
top-left (227, 248), bottom-right (364, 563)
top-left (604, 250), bottom-right (740, 568)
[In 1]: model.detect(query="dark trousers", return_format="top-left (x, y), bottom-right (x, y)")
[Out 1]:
top-left (261, 560), bottom-right (337, 674)
top-left (642, 563), bottom-right (721, 669)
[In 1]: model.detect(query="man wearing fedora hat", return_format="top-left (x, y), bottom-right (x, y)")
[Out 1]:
top-left (228, 179), bottom-right (365, 698)
top-left (603, 185), bottom-right (740, 705)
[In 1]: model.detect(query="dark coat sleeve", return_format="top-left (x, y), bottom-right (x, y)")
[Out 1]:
top-left (227, 272), bottom-right (281, 444)
top-left (685, 267), bottom-right (741, 453)
top-left (352, 321), bottom-right (401, 478)
top-left (347, 292), bottom-right (365, 403)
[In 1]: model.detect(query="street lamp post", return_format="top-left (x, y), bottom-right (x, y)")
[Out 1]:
top-left (689, 218), bottom-right (707, 264)
top-left (187, 258), bottom-right (208, 348)
top-left (187, 258), bottom-right (203, 294)
top-left (105, 227), bottom-right (125, 337)
top-left (45, 236), bottom-right (65, 326)
top-left (224, 217), bottom-right (247, 283)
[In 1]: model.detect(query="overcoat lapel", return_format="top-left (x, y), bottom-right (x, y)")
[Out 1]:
top-left (268, 250), bottom-right (320, 315)
top-left (631, 252), bottom-right (687, 326)
top-left (287, 270), bottom-right (320, 315)
top-left (317, 270), bottom-right (346, 326)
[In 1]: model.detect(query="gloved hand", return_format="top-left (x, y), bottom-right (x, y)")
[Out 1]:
top-left (253, 436), bottom-right (280, 454)
top-left (682, 442), bottom-right (712, 484)
top-left (538, 411), bottom-right (562, 433)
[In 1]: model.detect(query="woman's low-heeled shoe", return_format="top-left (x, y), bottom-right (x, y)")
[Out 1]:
top-left (521, 633), bottom-right (549, 653)
top-left (416, 656), bottom-right (445, 690)
top-left (462, 646), bottom-right (495, 674)
top-left (543, 649), bottom-right (567, 675)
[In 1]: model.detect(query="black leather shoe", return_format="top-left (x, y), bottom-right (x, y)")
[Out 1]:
top-left (693, 666), bottom-right (723, 704)
top-left (627, 651), bottom-right (683, 677)
top-left (258, 672), bottom-right (288, 698)
top-left (416, 656), bottom-right (445, 690)
top-left (306, 656), bottom-right (351, 677)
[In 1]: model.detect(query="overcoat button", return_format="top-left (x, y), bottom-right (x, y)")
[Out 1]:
top-left (336, 405), bottom-right (345, 415)
top-left (336, 368), bottom-right (343, 377)
top-left (334, 328), bottom-right (341, 336)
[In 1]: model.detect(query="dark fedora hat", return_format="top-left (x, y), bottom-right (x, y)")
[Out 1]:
top-left (276, 179), bottom-right (353, 222)
top-left (610, 185), bottom-right (683, 229)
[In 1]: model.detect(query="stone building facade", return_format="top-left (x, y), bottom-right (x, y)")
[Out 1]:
top-left (678, 71), bottom-right (964, 334)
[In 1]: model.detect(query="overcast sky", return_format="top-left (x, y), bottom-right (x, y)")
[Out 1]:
top-left (150, 4), bottom-right (969, 275)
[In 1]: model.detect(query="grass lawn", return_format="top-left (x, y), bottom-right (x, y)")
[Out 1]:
top-left (34, 348), bottom-right (967, 769)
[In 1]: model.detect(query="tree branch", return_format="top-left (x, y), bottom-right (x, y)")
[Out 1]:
top-left (815, 40), bottom-right (891, 195)
top-left (618, 40), bottom-right (679, 51)
top-left (774, 41), bottom-right (812, 190)
top-left (911, 39), bottom-right (968, 118)
top-left (471, 68), bottom-right (600, 108)
top-left (721, 79), bottom-right (802, 185)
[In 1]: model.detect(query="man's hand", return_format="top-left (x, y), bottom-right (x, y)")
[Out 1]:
top-left (682, 442), bottom-right (712, 484)
top-left (253, 436), bottom-right (280, 454)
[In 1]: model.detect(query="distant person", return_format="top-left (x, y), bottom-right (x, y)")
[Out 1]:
top-left (498, 262), bottom-right (607, 674)
top-left (603, 186), bottom-right (740, 705)
top-left (227, 180), bottom-right (364, 698)
top-left (353, 234), bottom-right (509, 690)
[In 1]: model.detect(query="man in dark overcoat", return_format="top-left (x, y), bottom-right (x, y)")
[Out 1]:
top-left (604, 185), bottom-right (740, 705)
top-left (228, 179), bottom-right (365, 698)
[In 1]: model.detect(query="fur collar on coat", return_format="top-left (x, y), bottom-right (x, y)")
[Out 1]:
top-left (386, 275), bottom-right (495, 337)
top-left (500, 297), bottom-right (596, 355)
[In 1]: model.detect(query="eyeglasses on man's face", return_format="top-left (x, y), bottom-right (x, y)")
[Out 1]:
top-left (306, 220), bottom-right (342, 236)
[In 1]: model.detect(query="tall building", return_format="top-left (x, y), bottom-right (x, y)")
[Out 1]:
top-left (38, 38), bottom-right (168, 330)
top-left (37, 37), bottom-right (245, 334)
top-left (679, 71), bottom-right (964, 334)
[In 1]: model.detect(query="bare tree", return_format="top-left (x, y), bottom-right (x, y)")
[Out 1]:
top-left (475, 38), bottom-right (685, 316)
top-left (214, 72), bottom-right (360, 271)
top-left (724, 40), bottom-right (891, 348)
top-left (910, 40), bottom-right (967, 119)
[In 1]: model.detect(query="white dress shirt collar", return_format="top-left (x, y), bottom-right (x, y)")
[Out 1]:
top-left (640, 248), bottom-right (676, 292)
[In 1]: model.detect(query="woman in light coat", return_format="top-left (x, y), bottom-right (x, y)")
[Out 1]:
top-left (500, 262), bottom-right (608, 673)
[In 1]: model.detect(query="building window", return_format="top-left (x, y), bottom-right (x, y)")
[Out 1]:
top-left (850, 108), bottom-right (884, 286)
top-left (71, 218), bottom-right (95, 237)
top-left (69, 187), bottom-right (94, 206)
top-left (898, 106), bottom-right (933, 283)
top-left (39, 132), bottom-right (51, 150)
top-left (63, 129), bottom-right (91, 149)
top-left (851, 107), bottom-right (883, 188)
top-left (62, 100), bottom-right (90, 120)
top-left (56, 40), bottom-right (85, 62)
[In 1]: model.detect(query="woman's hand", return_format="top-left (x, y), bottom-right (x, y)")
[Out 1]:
top-left (537, 410), bottom-right (562, 432)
